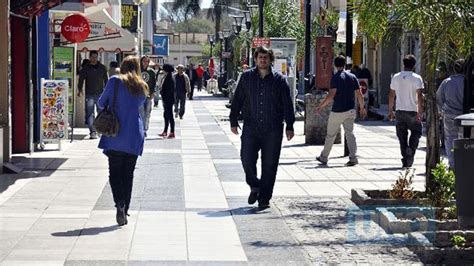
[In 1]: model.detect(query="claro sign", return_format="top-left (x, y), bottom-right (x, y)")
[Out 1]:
top-left (61, 14), bottom-right (91, 43)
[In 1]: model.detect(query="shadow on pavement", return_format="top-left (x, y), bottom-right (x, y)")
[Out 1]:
top-left (51, 225), bottom-right (120, 237)
top-left (198, 206), bottom-right (268, 217)
top-left (0, 157), bottom-right (68, 194)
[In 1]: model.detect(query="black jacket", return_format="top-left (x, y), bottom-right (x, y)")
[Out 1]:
top-left (186, 68), bottom-right (198, 82)
top-left (160, 73), bottom-right (175, 104)
top-left (78, 63), bottom-right (108, 96)
top-left (229, 68), bottom-right (295, 132)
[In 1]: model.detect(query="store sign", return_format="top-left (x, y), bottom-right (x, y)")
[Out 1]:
top-left (89, 22), bottom-right (105, 38)
top-left (252, 37), bottom-right (271, 48)
top-left (61, 14), bottom-right (90, 43)
top-left (122, 4), bottom-right (139, 33)
top-left (40, 79), bottom-right (68, 140)
top-left (53, 47), bottom-right (75, 117)
top-left (153, 35), bottom-right (169, 56)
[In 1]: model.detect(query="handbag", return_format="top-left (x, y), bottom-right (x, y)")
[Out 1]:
top-left (93, 79), bottom-right (120, 137)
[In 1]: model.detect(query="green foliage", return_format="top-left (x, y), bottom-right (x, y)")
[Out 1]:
top-left (172, 19), bottom-right (215, 33)
top-left (201, 41), bottom-right (222, 58)
top-left (389, 168), bottom-right (416, 200)
top-left (451, 234), bottom-right (466, 248)
top-left (427, 162), bottom-right (455, 208)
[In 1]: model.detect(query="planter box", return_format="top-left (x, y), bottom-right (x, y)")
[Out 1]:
top-left (351, 188), bottom-right (426, 207)
top-left (409, 231), bottom-right (474, 264)
top-left (376, 206), bottom-right (459, 234)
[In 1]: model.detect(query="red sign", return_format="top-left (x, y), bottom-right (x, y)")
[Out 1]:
top-left (315, 36), bottom-right (333, 90)
top-left (252, 37), bottom-right (271, 48)
top-left (209, 58), bottom-right (215, 78)
top-left (61, 14), bottom-right (90, 43)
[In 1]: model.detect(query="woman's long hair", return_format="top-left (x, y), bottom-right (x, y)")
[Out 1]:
top-left (118, 56), bottom-right (149, 96)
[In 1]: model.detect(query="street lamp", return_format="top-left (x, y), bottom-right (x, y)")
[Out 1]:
top-left (208, 34), bottom-right (214, 58)
top-left (243, 11), bottom-right (251, 31)
top-left (232, 16), bottom-right (244, 35)
top-left (222, 29), bottom-right (232, 82)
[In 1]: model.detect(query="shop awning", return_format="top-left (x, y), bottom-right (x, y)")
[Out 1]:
top-left (11, 0), bottom-right (64, 17)
top-left (75, 10), bottom-right (138, 53)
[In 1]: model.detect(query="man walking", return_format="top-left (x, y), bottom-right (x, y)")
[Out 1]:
top-left (230, 46), bottom-right (295, 210)
top-left (315, 55), bottom-right (367, 166)
top-left (186, 64), bottom-right (198, 100)
top-left (174, 64), bottom-right (191, 119)
top-left (78, 50), bottom-right (108, 139)
top-left (196, 64), bottom-right (205, 92)
top-left (140, 56), bottom-right (157, 137)
top-left (437, 59), bottom-right (465, 169)
top-left (388, 54), bottom-right (424, 168)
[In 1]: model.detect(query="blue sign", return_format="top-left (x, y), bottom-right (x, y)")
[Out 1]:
top-left (153, 35), bottom-right (169, 56)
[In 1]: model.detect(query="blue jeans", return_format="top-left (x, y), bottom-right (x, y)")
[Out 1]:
top-left (85, 95), bottom-right (101, 134)
top-left (240, 125), bottom-right (283, 203)
top-left (139, 97), bottom-right (153, 132)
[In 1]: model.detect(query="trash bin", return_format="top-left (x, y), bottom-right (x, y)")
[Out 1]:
top-left (454, 113), bottom-right (474, 229)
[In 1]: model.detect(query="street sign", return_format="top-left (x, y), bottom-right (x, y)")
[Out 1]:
top-left (252, 37), bottom-right (271, 48)
top-left (153, 35), bottom-right (169, 56)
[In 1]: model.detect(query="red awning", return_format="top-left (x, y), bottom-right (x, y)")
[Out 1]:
top-left (11, 0), bottom-right (65, 18)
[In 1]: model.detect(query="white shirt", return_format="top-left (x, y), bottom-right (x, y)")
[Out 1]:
top-left (390, 71), bottom-right (424, 112)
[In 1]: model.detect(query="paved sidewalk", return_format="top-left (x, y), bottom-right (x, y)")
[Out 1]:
top-left (0, 91), bottom-right (426, 265)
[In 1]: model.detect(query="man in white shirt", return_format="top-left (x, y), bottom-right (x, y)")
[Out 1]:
top-left (388, 54), bottom-right (424, 168)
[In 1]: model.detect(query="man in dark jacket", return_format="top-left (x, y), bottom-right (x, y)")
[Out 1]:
top-left (230, 46), bottom-right (295, 210)
top-left (185, 64), bottom-right (198, 100)
top-left (139, 56), bottom-right (157, 137)
top-left (78, 50), bottom-right (108, 139)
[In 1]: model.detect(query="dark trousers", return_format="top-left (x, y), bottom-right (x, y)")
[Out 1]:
top-left (197, 77), bottom-right (203, 91)
top-left (395, 111), bottom-right (422, 165)
top-left (163, 100), bottom-right (175, 133)
top-left (175, 93), bottom-right (186, 118)
top-left (241, 125), bottom-right (283, 203)
top-left (106, 150), bottom-right (138, 212)
top-left (188, 81), bottom-right (195, 100)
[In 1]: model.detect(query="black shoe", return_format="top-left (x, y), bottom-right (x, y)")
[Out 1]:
top-left (316, 156), bottom-right (327, 165)
top-left (116, 205), bottom-right (127, 226)
top-left (258, 201), bottom-right (270, 210)
top-left (179, 116), bottom-right (183, 120)
top-left (248, 191), bottom-right (259, 205)
top-left (90, 132), bottom-right (98, 139)
top-left (345, 161), bottom-right (358, 167)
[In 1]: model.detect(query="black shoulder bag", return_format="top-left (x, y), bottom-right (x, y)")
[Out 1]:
top-left (93, 79), bottom-right (120, 137)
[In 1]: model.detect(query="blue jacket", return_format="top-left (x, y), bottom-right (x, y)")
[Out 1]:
top-left (98, 76), bottom-right (146, 156)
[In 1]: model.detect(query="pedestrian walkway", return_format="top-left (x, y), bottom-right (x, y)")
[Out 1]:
top-left (0, 91), bottom-right (425, 265)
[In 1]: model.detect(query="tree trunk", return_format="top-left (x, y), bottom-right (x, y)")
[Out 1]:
top-left (422, 40), bottom-right (441, 192)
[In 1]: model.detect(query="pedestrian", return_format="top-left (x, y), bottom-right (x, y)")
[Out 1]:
top-left (388, 54), bottom-right (424, 168)
top-left (315, 55), bottom-right (367, 167)
top-left (158, 63), bottom-right (176, 139)
top-left (436, 59), bottom-right (465, 169)
top-left (97, 56), bottom-right (148, 226)
top-left (203, 67), bottom-right (211, 88)
top-left (196, 64), bottom-right (205, 92)
top-left (229, 46), bottom-right (295, 210)
top-left (78, 50), bottom-right (109, 139)
top-left (186, 63), bottom-right (198, 100)
top-left (139, 56), bottom-right (157, 137)
top-left (174, 64), bottom-right (191, 119)
top-left (154, 63), bottom-right (163, 108)
top-left (108, 61), bottom-right (120, 77)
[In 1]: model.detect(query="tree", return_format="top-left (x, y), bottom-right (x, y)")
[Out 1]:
top-left (172, 18), bottom-right (214, 33)
top-left (352, 0), bottom-right (474, 190)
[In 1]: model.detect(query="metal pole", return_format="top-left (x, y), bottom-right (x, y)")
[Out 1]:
top-left (224, 38), bottom-right (228, 82)
top-left (344, 1), bottom-right (353, 157)
top-left (304, 0), bottom-right (311, 94)
top-left (258, 0), bottom-right (264, 37)
top-left (247, 40), bottom-right (250, 65)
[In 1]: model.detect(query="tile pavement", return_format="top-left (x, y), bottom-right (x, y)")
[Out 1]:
top-left (0, 91), bottom-right (437, 265)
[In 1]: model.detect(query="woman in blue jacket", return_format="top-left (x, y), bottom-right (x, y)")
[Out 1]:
top-left (97, 56), bottom-right (148, 226)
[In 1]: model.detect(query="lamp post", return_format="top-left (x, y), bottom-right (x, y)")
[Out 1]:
top-left (242, 11), bottom-right (252, 65)
top-left (257, 0), bottom-right (264, 37)
top-left (208, 34), bottom-right (215, 58)
top-left (222, 29), bottom-right (232, 82)
top-left (247, 2), bottom-right (259, 66)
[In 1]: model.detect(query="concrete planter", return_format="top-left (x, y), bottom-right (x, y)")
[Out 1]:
top-left (304, 92), bottom-right (341, 145)
top-left (351, 188), bottom-right (426, 207)
top-left (376, 206), bottom-right (460, 234)
top-left (408, 231), bottom-right (474, 264)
